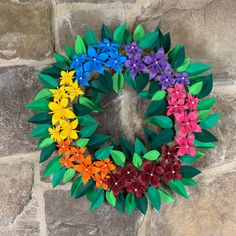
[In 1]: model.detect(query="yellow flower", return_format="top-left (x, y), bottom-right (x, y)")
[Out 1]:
top-left (48, 98), bottom-right (76, 125)
top-left (60, 70), bottom-right (75, 85)
top-left (65, 81), bottom-right (84, 101)
top-left (48, 125), bottom-right (61, 142)
top-left (60, 119), bottom-right (79, 140)
top-left (49, 86), bottom-right (68, 102)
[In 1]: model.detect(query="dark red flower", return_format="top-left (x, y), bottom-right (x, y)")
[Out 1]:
top-left (161, 145), bottom-right (178, 162)
top-left (126, 180), bottom-right (146, 198)
top-left (140, 161), bottom-right (164, 188)
top-left (163, 162), bottom-right (182, 183)
top-left (121, 163), bottom-right (138, 186)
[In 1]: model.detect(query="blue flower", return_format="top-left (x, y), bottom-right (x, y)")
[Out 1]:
top-left (83, 46), bottom-right (108, 74)
top-left (75, 71), bottom-right (90, 86)
top-left (106, 51), bottom-right (127, 73)
top-left (70, 54), bottom-right (87, 70)
top-left (98, 38), bottom-right (120, 53)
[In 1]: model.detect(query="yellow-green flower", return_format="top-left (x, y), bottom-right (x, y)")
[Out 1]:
top-left (65, 81), bottom-right (84, 101)
top-left (60, 70), bottom-right (75, 85)
top-left (48, 125), bottom-right (61, 142)
top-left (60, 119), bottom-right (79, 140)
top-left (49, 86), bottom-right (68, 102)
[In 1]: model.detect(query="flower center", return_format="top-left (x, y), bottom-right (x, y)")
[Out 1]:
top-left (76, 59), bottom-right (79, 62)
top-left (192, 101), bottom-right (195, 104)
top-left (107, 43), bottom-right (110, 46)
top-left (127, 171), bottom-right (130, 174)
top-left (100, 180), bottom-right (103, 183)
top-left (167, 152), bottom-right (170, 155)
top-left (85, 168), bottom-right (88, 171)
top-left (115, 182), bottom-right (118, 185)
top-left (172, 171), bottom-right (175, 174)
top-left (93, 58), bottom-right (96, 61)
top-left (131, 46), bottom-right (134, 49)
top-left (134, 188), bottom-right (137, 192)
top-left (150, 173), bottom-right (153, 176)
top-left (186, 122), bottom-right (190, 125)
top-left (133, 64), bottom-right (136, 67)
top-left (186, 145), bottom-right (189, 148)
top-left (80, 77), bottom-right (83, 80)
top-left (104, 164), bottom-right (107, 167)
top-left (174, 105), bottom-right (177, 108)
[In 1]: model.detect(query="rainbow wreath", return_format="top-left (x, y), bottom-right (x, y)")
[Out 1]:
top-left (27, 23), bottom-right (220, 214)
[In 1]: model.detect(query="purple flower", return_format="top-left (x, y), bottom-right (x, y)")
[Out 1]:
top-left (156, 75), bottom-right (175, 90)
top-left (173, 72), bottom-right (190, 86)
top-left (125, 41), bottom-right (142, 58)
top-left (125, 54), bottom-right (148, 80)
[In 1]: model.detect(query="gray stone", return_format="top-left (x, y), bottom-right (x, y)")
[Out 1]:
top-left (44, 190), bottom-right (142, 236)
top-left (0, 161), bottom-right (39, 235)
top-left (0, 1), bottom-right (53, 59)
top-left (55, 0), bottom-right (135, 3)
top-left (0, 65), bottom-right (42, 156)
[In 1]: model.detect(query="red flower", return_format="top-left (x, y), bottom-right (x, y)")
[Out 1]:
top-left (161, 145), bottom-right (179, 163)
top-left (121, 163), bottom-right (138, 186)
top-left (167, 84), bottom-right (186, 101)
top-left (184, 94), bottom-right (199, 111)
top-left (167, 98), bottom-right (185, 116)
top-left (106, 169), bottom-right (124, 197)
top-left (126, 180), bottom-right (146, 198)
top-left (140, 161), bottom-right (164, 188)
top-left (163, 162), bottom-right (182, 183)
top-left (175, 134), bottom-right (195, 156)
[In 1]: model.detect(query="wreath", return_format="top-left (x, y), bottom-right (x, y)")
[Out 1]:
top-left (27, 23), bottom-right (220, 214)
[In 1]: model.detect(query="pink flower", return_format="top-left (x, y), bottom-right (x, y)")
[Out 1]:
top-left (167, 98), bottom-right (185, 116)
top-left (184, 94), bottom-right (199, 111)
top-left (175, 135), bottom-right (195, 156)
top-left (175, 111), bottom-right (202, 137)
top-left (167, 84), bottom-right (186, 101)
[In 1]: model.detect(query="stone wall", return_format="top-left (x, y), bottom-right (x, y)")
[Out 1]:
top-left (0, 0), bottom-right (235, 235)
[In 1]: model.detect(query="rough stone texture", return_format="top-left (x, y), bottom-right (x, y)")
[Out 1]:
top-left (44, 190), bottom-right (142, 236)
top-left (148, 167), bottom-right (236, 236)
top-left (0, 161), bottom-right (39, 235)
top-left (56, 0), bottom-right (135, 3)
top-left (0, 1), bottom-right (53, 59)
top-left (0, 66), bottom-right (42, 156)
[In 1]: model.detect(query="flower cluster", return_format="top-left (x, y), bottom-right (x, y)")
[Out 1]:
top-left (71, 39), bottom-right (126, 86)
top-left (167, 84), bottom-right (202, 156)
top-left (124, 42), bottom-right (190, 90)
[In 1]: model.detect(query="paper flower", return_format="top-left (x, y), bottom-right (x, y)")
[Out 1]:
top-left (125, 41), bottom-right (142, 58)
top-left (94, 158), bottom-right (116, 179)
top-left (94, 174), bottom-right (109, 190)
top-left (167, 84), bottom-right (186, 101)
top-left (70, 147), bottom-right (87, 162)
top-left (60, 156), bottom-right (74, 169)
top-left (75, 71), bottom-right (91, 86)
top-left (57, 139), bottom-right (72, 155)
top-left (126, 180), bottom-right (146, 198)
top-left (70, 54), bottom-right (87, 70)
top-left (167, 98), bottom-right (185, 116)
top-left (163, 162), bottom-right (182, 183)
top-left (175, 134), bottom-right (196, 156)
top-left (106, 51), bottom-right (127, 73)
top-left (173, 72), bottom-right (190, 86)
top-left (184, 94), bottom-right (199, 111)
top-left (48, 125), bottom-right (61, 142)
top-left (106, 170), bottom-right (124, 197)
top-left (60, 70), bottom-right (75, 85)
top-left (50, 86), bottom-right (68, 103)
top-left (65, 81), bottom-right (84, 101)
top-left (98, 38), bottom-right (120, 53)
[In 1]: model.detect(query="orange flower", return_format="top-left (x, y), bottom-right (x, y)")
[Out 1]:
top-left (60, 156), bottom-right (74, 169)
top-left (94, 158), bottom-right (116, 179)
top-left (57, 139), bottom-right (72, 155)
top-left (74, 155), bottom-right (99, 185)
top-left (94, 174), bottom-right (109, 190)
top-left (70, 146), bottom-right (87, 162)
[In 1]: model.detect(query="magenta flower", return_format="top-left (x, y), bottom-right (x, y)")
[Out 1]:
top-left (167, 98), bottom-right (185, 116)
top-left (184, 94), bottom-right (199, 111)
top-left (167, 84), bottom-right (186, 101)
top-left (175, 134), bottom-right (195, 156)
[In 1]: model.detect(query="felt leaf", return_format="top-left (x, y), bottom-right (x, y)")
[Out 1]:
top-left (86, 28), bottom-right (99, 45)
top-left (28, 112), bottom-right (51, 124)
top-left (151, 91), bottom-right (166, 101)
top-left (126, 193), bottom-right (136, 215)
top-left (147, 186), bottom-right (161, 211)
top-left (194, 129), bottom-right (218, 142)
top-left (198, 110), bottom-right (210, 120)
top-left (71, 179), bottom-right (94, 199)
top-left (86, 190), bottom-right (97, 203)
top-left (65, 44), bottom-right (76, 58)
top-left (87, 134), bottom-right (111, 149)
top-left (186, 62), bottom-right (213, 76)
top-left (41, 67), bottom-right (61, 78)
top-left (181, 166), bottom-right (201, 178)
top-left (134, 74), bottom-right (149, 93)
top-left (133, 24), bottom-right (145, 42)
top-left (106, 190), bottom-right (116, 207)
top-left (89, 188), bottom-right (104, 211)
top-left (115, 194), bottom-right (126, 213)
top-left (95, 146), bottom-right (114, 160)
top-left (71, 177), bottom-right (82, 198)
top-left (112, 72), bottom-right (124, 93)
top-left (122, 29), bottom-right (132, 44)
top-left (176, 57), bottom-right (191, 72)
top-left (101, 24), bottom-right (113, 40)
top-left (153, 26), bottom-right (164, 51)
top-left (34, 88), bottom-right (52, 101)
top-left (135, 195), bottom-right (148, 214)
top-left (189, 82), bottom-right (203, 95)
top-left (75, 35), bottom-right (86, 54)
top-left (54, 53), bottom-right (70, 64)
top-left (79, 125), bottom-right (98, 138)
top-left (197, 98), bottom-right (217, 111)
top-left (145, 100), bottom-right (166, 118)
top-left (37, 137), bottom-right (54, 149)
top-left (158, 189), bottom-right (174, 203)
top-left (138, 90), bottom-right (152, 100)
top-left (196, 151), bottom-right (205, 159)
top-left (163, 32), bottom-right (171, 53)
top-left (181, 178), bottom-right (197, 187)
top-left (196, 74), bottom-right (213, 98)
top-left (113, 22), bottom-right (126, 43)
top-left (38, 74), bottom-right (58, 89)
top-left (179, 155), bottom-right (197, 164)
top-left (150, 129), bottom-right (174, 148)
top-left (76, 138), bottom-right (89, 148)
top-left (52, 167), bottom-right (66, 188)
top-left (132, 153), bottom-right (143, 168)
top-left (200, 113), bottom-right (221, 129)
top-left (110, 150), bottom-right (126, 167)
top-left (143, 150), bottom-right (160, 161)
top-left (40, 144), bottom-right (56, 163)
top-left (170, 45), bottom-right (185, 69)
top-left (134, 138), bottom-right (147, 155)
top-left (146, 116), bottom-right (173, 129)
top-left (54, 61), bottom-right (69, 70)
top-left (44, 157), bottom-right (61, 176)
top-left (167, 180), bottom-right (189, 199)
top-left (79, 96), bottom-right (101, 111)
top-left (63, 168), bottom-right (76, 183)
top-left (26, 100), bottom-right (49, 112)
top-left (31, 124), bottom-right (51, 138)
top-left (119, 137), bottom-right (134, 160)
top-left (193, 140), bottom-right (216, 149)
top-left (124, 70), bottom-right (136, 89)
top-left (139, 32), bottom-right (158, 49)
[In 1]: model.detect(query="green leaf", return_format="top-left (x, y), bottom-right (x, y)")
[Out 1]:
top-left (159, 189), bottom-right (174, 203)
top-left (181, 166), bottom-right (201, 178)
top-left (167, 180), bottom-right (188, 199)
top-left (194, 129), bottom-right (218, 142)
top-left (193, 139), bottom-right (216, 149)
top-left (146, 116), bottom-right (173, 129)
top-left (63, 168), bottom-right (76, 183)
top-left (34, 88), bottom-right (52, 101)
top-left (89, 188), bottom-right (104, 211)
top-left (95, 146), bottom-right (114, 160)
top-left (112, 72), bottom-right (124, 93)
top-left (113, 22), bottom-right (126, 43)
top-left (196, 151), bottom-right (205, 159)
top-left (119, 137), bottom-right (134, 160)
top-left (145, 100), bottom-right (166, 118)
top-left (189, 82), bottom-right (203, 95)
top-left (151, 91), bottom-right (166, 101)
top-left (75, 35), bottom-right (86, 54)
top-left (86, 28), bottom-right (99, 45)
top-left (71, 179), bottom-right (94, 199)
top-left (197, 98), bottom-right (217, 110)
top-left (150, 129), bottom-right (174, 148)
top-left (134, 138), bottom-right (147, 155)
top-left (110, 150), bottom-right (126, 167)
top-left (132, 153), bottom-right (143, 168)
top-left (139, 32), bottom-right (158, 49)
top-left (143, 150), bottom-right (160, 161)
top-left (176, 57), bottom-right (190, 72)
top-left (52, 167), bottom-right (66, 188)
top-left (28, 112), bottom-right (51, 124)
top-left (44, 157), bottom-right (61, 176)
top-left (79, 96), bottom-right (101, 111)
top-left (115, 194), bottom-right (126, 213)
top-left (65, 44), bottom-right (76, 58)
top-left (101, 24), bottom-right (113, 40)
top-left (133, 24), bottom-right (145, 42)
top-left (40, 144), bottom-right (56, 163)
top-left (135, 195), bottom-right (148, 214)
top-left (198, 110), bottom-right (210, 120)
top-left (87, 134), bottom-right (111, 149)
top-left (126, 193), bottom-right (136, 215)
top-left (134, 74), bottom-right (149, 93)
top-left (37, 137), bottom-right (54, 149)
top-left (186, 62), bottom-right (213, 76)
top-left (86, 189), bottom-right (97, 203)
top-left (54, 53), bottom-right (70, 64)
top-left (26, 100), bottom-right (49, 112)
top-left (181, 178), bottom-right (197, 187)
top-left (76, 138), bottom-right (89, 148)
top-left (200, 113), bottom-right (221, 129)
top-left (38, 74), bottom-right (58, 89)
top-left (106, 190), bottom-right (116, 207)
top-left (147, 186), bottom-right (161, 211)
top-left (71, 177), bottom-right (82, 198)
top-left (41, 67), bottom-right (61, 78)
top-left (31, 124), bottom-right (51, 138)
top-left (179, 155), bottom-right (196, 164)
top-left (196, 74), bottom-right (213, 98)
top-left (163, 32), bottom-right (171, 53)
top-left (170, 45), bottom-right (185, 69)
top-left (122, 29), bottom-right (131, 44)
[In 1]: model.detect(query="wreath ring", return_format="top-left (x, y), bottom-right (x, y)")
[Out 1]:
top-left (27, 23), bottom-right (220, 214)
